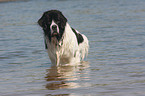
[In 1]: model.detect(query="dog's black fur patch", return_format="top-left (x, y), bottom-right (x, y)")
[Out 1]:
top-left (44, 39), bottom-right (48, 49)
top-left (71, 28), bottom-right (84, 45)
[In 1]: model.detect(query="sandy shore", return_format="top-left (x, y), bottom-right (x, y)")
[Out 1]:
top-left (0, 0), bottom-right (21, 2)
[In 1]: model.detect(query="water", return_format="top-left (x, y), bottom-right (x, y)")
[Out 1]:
top-left (0, 0), bottom-right (145, 95)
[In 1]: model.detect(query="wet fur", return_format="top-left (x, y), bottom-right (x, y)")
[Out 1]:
top-left (38, 10), bottom-right (89, 66)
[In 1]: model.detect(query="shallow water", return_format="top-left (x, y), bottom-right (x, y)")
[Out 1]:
top-left (1, 0), bottom-right (145, 96)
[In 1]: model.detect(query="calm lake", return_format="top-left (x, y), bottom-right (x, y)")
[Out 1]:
top-left (1, 0), bottom-right (145, 96)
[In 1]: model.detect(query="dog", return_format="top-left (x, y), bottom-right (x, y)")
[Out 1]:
top-left (38, 10), bottom-right (89, 66)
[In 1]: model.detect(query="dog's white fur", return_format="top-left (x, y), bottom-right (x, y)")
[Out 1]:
top-left (45, 23), bottom-right (89, 66)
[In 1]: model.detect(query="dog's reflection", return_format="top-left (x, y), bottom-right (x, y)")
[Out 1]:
top-left (45, 62), bottom-right (89, 90)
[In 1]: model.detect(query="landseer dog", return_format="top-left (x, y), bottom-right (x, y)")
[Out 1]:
top-left (38, 10), bottom-right (89, 66)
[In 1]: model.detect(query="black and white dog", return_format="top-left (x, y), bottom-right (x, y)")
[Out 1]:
top-left (38, 10), bottom-right (89, 66)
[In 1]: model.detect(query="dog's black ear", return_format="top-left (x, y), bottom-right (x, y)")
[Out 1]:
top-left (38, 13), bottom-right (48, 28)
top-left (38, 15), bottom-right (44, 27)
top-left (44, 39), bottom-right (48, 49)
top-left (59, 12), bottom-right (67, 29)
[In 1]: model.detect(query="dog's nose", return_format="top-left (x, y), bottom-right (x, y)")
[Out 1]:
top-left (52, 25), bottom-right (57, 30)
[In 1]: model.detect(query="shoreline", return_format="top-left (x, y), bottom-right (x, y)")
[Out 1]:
top-left (0, 0), bottom-right (21, 2)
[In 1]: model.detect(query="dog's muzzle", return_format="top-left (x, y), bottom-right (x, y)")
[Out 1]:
top-left (50, 21), bottom-right (59, 37)
top-left (51, 25), bottom-right (58, 37)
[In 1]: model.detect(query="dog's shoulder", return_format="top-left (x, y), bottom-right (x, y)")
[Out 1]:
top-left (71, 27), bottom-right (84, 45)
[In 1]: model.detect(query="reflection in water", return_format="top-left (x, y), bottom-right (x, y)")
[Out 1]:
top-left (45, 61), bottom-right (89, 90)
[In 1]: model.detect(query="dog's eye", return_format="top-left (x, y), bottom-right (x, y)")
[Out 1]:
top-left (56, 21), bottom-right (60, 24)
top-left (42, 24), bottom-right (47, 30)
top-left (47, 22), bottom-right (51, 25)
top-left (43, 28), bottom-right (47, 30)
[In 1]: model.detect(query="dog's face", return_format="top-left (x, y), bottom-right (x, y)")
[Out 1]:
top-left (38, 10), bottom-right (67, 42)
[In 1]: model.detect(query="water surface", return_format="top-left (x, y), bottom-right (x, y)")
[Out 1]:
top-left (1, 0), bottom-right (145, 96)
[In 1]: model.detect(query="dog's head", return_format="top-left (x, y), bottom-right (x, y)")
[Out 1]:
top-left (38, 10), bottom-right (67, 42)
